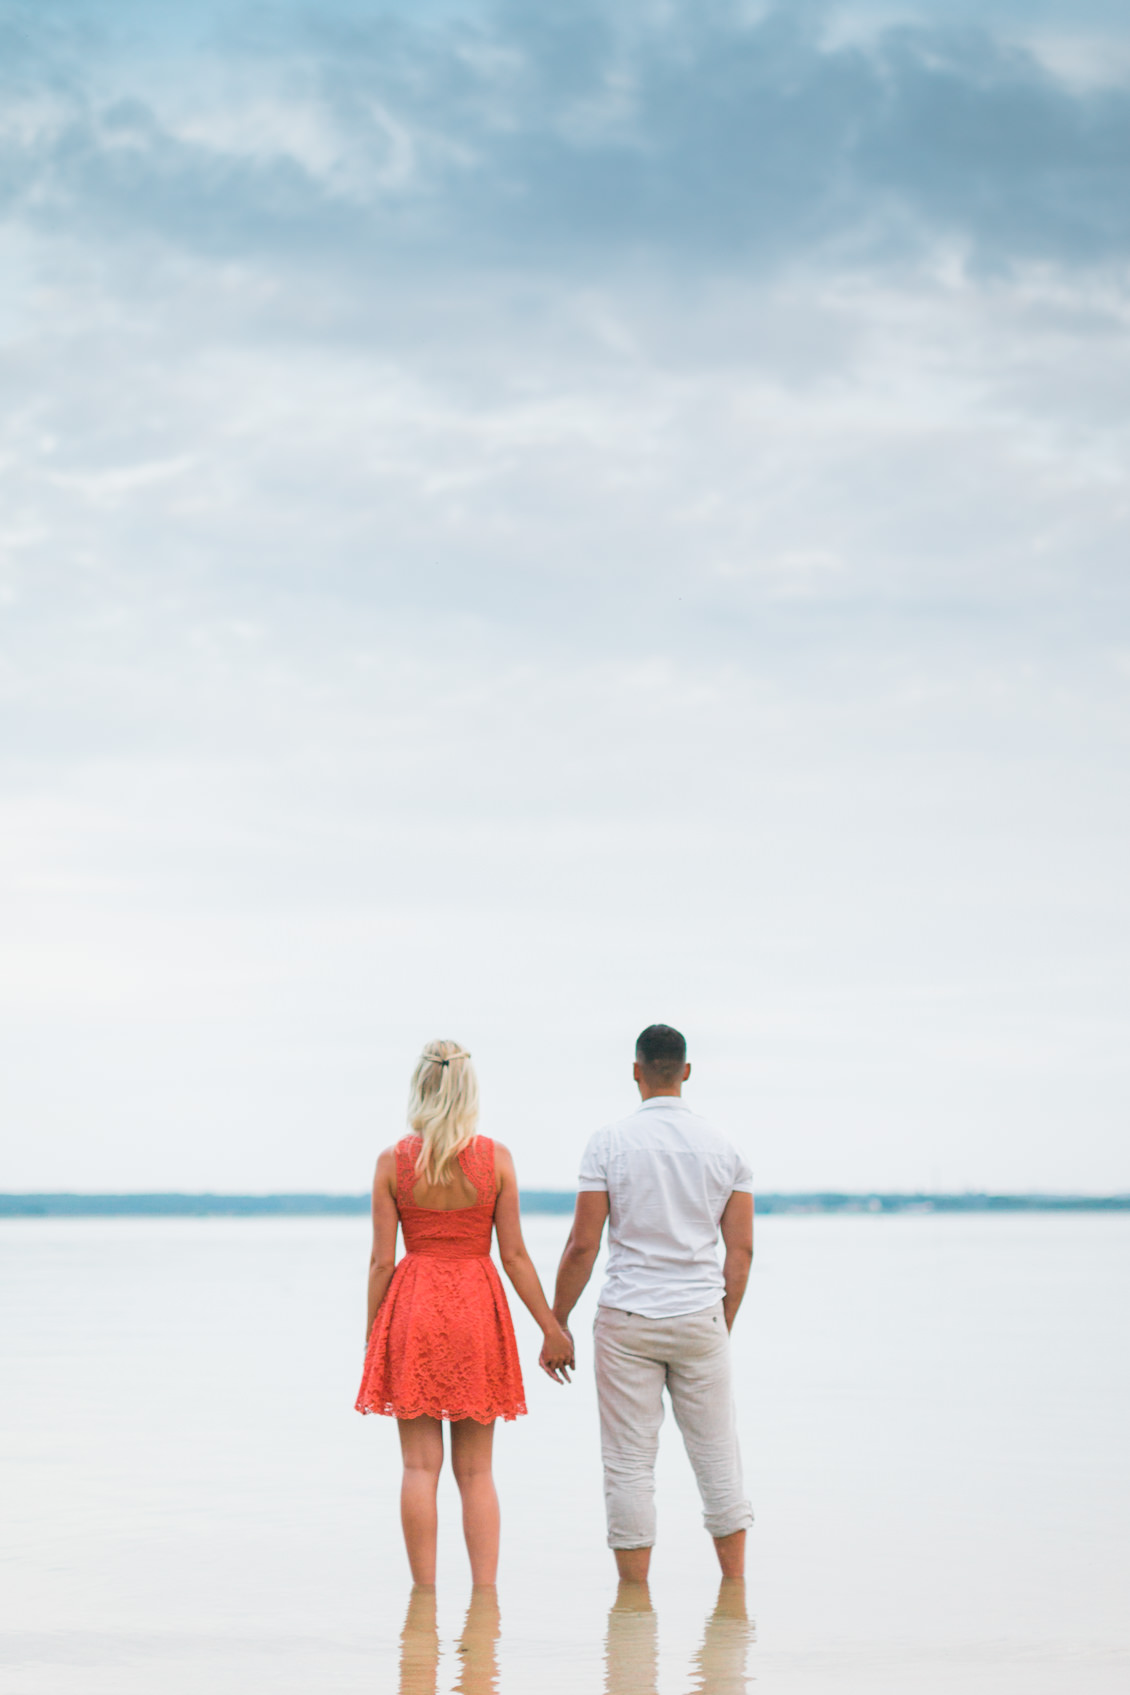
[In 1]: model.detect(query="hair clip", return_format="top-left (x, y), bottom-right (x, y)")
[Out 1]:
top-left (429, 1050), bottom-right (470, 1067)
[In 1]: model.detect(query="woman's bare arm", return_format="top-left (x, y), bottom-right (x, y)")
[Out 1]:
top-left (365, 1148), bottom-right (400, 1343)
top-left (492, 1142), bottom-right (574, 1381)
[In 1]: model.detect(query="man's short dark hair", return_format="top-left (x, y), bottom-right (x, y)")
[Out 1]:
top-left (635, 1023), bottom-right (687, 1081)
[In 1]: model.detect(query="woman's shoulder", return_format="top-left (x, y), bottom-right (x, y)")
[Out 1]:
top-left (460, 1134), bottom-right (502, 1186)
top-left (469, 1133), bottom-right (508, 1163)
top-left (375, 1137), bottom-right (417, 1172)
top-left (486, 1139), bottom-right (516, 1179)
top-left (378, 1135), bottom-right (418, 1155)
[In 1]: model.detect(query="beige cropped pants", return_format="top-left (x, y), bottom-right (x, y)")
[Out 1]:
top-left (593, 1300), bottom-right (753, 1549)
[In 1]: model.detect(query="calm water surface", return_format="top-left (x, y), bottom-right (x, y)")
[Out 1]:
top-left (2, 1214), bottom-right (1128, 1692)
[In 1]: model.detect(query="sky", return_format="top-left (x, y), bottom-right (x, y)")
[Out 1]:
top-left (1, 0), bottom-right (1128, 1193)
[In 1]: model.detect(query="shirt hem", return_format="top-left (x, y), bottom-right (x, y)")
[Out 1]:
top-left (596, 1295), bottom-right (725, 1320)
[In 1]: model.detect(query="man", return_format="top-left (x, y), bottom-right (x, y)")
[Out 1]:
top-left (542, 1024), bottom-right (755, 1580)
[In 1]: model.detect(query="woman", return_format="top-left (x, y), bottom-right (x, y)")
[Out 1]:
top-left (356, 1040), bottom-right (574, 1585)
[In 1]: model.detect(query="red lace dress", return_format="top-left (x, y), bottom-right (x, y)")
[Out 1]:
top-left (355, 1135), bottom-right (527, 1423)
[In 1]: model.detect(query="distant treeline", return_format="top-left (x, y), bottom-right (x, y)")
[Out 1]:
top-left (1, 1192), bottom-right (1128, 1217)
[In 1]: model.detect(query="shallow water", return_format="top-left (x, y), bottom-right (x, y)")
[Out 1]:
top-left (2, 1214), bottom-right (1128, 1692)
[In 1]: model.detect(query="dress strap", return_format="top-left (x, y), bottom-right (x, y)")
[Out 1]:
top-left (395, 1137), bottom-right (421, 1209)
top-left (459, 1135), bottom-right (496, 1201)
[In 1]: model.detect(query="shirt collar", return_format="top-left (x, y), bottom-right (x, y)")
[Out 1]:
top-left (635, 1096), bottom-right (690, 1112)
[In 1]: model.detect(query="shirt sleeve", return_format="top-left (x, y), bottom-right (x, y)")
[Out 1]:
top-left (577, 1130), bottom-right (609, 1191)
top-left (730, 1145), bottom-right (755, 1194)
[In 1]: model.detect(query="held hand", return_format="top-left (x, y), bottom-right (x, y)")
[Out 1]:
top-left (539, 1320), bottom-right (575, 1384)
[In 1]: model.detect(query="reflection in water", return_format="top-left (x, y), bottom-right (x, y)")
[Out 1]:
top-left (397, 1586), bottom-right (440, 1695)
top-left (395, 1575), bottom-right (749, 1695)
top-left (604, 1582), bottom-right (659, 1695)
top-left (604, 1579), bottom-right (754, 1695)
top-left (689, 1579), bottom-right (755, 1695)
top-left (454, 1585), bottom-right (501, 1695)
top-left (396, 1584), bottom-right (500, 1695)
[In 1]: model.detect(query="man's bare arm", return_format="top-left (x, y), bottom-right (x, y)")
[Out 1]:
top-left (551, 1190), bottom-right (610, 1327)
top-left (720, 1190), bottom-right (754, 1332)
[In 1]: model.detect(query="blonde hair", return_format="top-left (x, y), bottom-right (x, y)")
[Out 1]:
top-left (407, 1040), bottom-right (480, 1186)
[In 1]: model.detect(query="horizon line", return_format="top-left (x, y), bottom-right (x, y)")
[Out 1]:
top-left (2, 1190), bottom-right (1128, 1217)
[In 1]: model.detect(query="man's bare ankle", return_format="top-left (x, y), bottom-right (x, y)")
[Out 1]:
top-left (613, 1546), bottom-right (652, 1583)
top-left (713, 1528), bottom-right (746, 1578)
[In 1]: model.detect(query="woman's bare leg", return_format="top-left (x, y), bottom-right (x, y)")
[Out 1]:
top-left (450, 1419), bottom-right (500, 1584)
top-left (397, 1416), bottom-right (444, 1584)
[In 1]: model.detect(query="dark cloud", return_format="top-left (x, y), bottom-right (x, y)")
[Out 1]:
top-left (2, 2), bottom-right (1129, 274)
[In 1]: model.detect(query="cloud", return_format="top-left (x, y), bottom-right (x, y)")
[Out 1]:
top-left (3, 2), bottom-right (1130, 276)
top-left (2, 1), bottom-right (1129, 1191)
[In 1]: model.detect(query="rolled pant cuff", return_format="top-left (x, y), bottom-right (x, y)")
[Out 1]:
top-left (704, 1505), bottom-right (755, 1538)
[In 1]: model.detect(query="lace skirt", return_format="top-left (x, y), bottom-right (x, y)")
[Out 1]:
top-left (356, 1252), bottom-right (527, 1423)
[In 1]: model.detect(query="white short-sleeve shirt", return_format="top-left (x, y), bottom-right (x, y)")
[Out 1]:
top-left (577, 1096), bottom-right (754, 1318)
